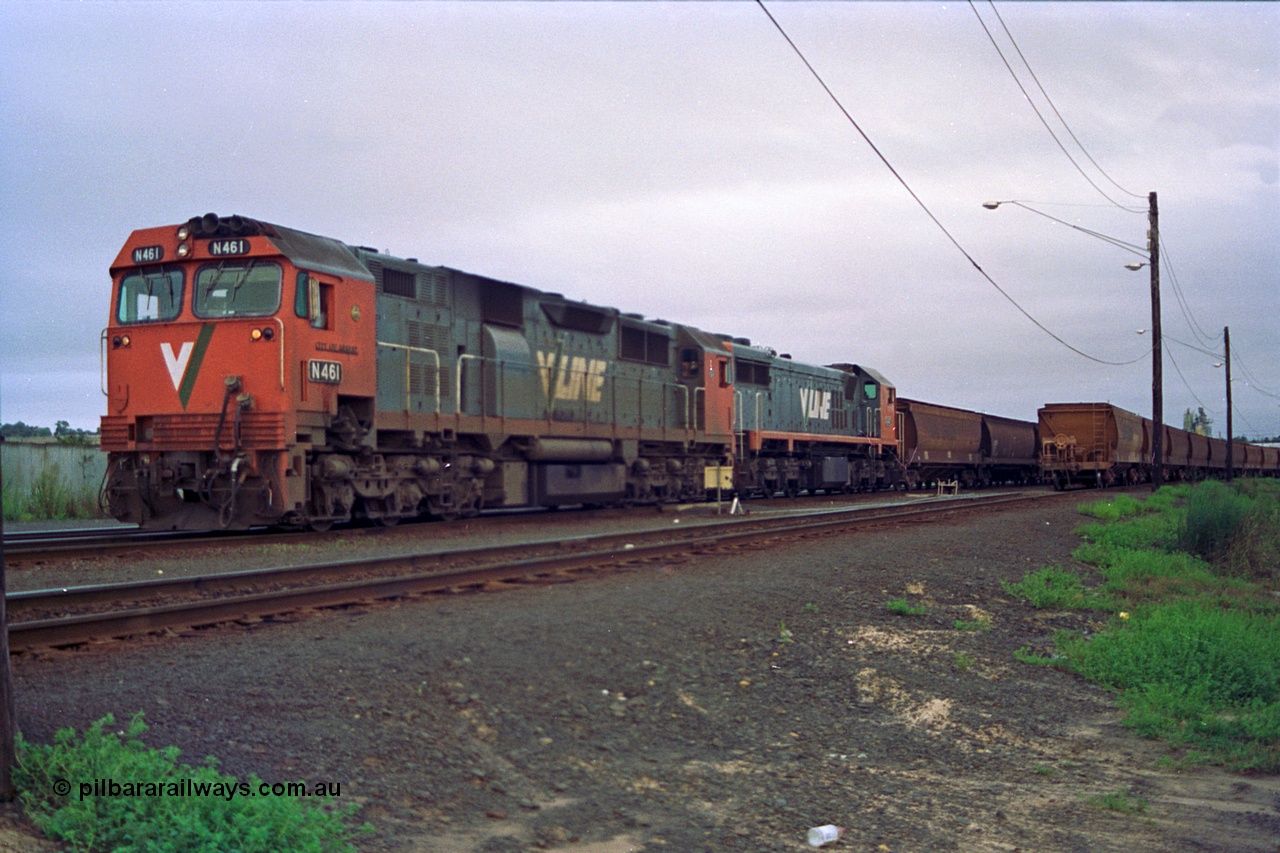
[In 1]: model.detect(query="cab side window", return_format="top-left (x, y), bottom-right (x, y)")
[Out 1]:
top-left (295, 272), bottom-right (331, 329)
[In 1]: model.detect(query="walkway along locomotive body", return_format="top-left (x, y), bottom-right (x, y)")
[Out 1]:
top-left (100, 214), bottom-right (906, 530)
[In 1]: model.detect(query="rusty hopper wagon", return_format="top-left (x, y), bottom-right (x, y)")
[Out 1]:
top-left (1038, 402), bottom-right (1279, 488)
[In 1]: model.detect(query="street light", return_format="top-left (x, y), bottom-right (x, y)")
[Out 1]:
top-left (986, 193), bottom-right (1163, 488)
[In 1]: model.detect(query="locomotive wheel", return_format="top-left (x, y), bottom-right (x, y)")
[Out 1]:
top-left (307, 516), bottom-right (334, 532)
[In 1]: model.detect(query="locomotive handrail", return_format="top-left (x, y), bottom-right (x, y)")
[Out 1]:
top-left (376, 341), bottom-right (440, 415)
top-left (270, 317), bottom-right (285, 390)
top-left (456, 353), bottom-right (479, 417)
top-left (99, 328), bottom-right (109, 396)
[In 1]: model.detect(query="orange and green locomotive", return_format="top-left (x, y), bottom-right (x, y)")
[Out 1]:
top-left (101, 213), bottom-right (908, 530)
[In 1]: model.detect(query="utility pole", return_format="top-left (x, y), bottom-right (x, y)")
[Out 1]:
top-left (1225, 325), bottom-right (1233, 482)
top-left (1149, 192), bottom-right (1163, 490)
top-left (0, 435), bottom-right (15, 801)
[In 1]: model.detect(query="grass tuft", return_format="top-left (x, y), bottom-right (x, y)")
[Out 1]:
top-left (885, 598), bottom-right (927, 617)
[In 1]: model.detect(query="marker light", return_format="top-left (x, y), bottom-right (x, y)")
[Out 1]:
top-left (251, 328), bottom-right (263, 341)
top-left (261, 327), bottom-right (274, 341)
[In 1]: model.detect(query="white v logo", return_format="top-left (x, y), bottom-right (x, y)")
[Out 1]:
top-left (161, 342), bottom-right (194, 391)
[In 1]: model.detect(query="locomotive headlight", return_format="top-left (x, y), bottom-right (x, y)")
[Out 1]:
top-left (112, 335), bottom-right (132, 348)
top-left (176, 242), bottom-right (191, 258)
top-left (176, 225), bottom-right (191, 241)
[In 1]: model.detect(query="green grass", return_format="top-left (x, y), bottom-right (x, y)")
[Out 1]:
top-left (886, 598), bottom-right (927, 617)
top-left (1001, 566), bottom-right (1110, 611)
top-left (1010, 479), bottom-right (1280, 771)
top-left (15, 712), bottom-right (365, 853)
top-left (953, 619), bottom-right (991, 632)
top-left (1077, 493), bottom-right (1149, 522)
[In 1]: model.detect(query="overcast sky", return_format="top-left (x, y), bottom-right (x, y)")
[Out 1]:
top-left (1, 1), bottom-right (1276, 438)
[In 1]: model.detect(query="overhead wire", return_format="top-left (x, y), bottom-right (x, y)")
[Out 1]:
top-left (1159, 242), bottom-right (1223, 348)
top-left (995, 201), bottom-right (1146, 257)
top-left (1165, 345), bottom-right (1213, 421)
top-left (981, 1), bottom-right (1147, 203)
top-left (968, 0), bottom-right (1144, 211)
top-left (755, 0), bottom-right (1147, 368)
top-left (1232, 349), bottom-right (1280, 400)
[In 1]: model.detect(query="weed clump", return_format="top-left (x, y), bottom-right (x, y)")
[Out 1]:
top-left (1001, 566), bottom-right (1108, 611)
top-left (15, 712), bottom-right (364, 853)
top-left (885, 598), bottom-right (927, 616)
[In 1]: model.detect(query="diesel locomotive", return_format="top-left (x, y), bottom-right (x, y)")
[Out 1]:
top-left (100, 213), bottom-right (910, 530)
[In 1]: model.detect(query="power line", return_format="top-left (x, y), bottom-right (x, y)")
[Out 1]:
top-left (993, 200), bottom-right (1146, 257)
top-left (1164, 333), bottom-right (1224, 361)
top-left (980, 1), bottom-right (1147, 202)
top-left (1232, 348), bottom-right (1280, 399)
top-left (1165, 344), bottom-right (1212, 418)
top-left (755, 0), bottom-right (1146, 368)
top-left (968, 1), bottom-right (1145, 211)
top-left (1158, 242), bottom-right (1222, 348)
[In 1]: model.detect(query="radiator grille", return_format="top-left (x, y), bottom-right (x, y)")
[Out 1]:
top-left (101, 412), bottom-right (286, 451)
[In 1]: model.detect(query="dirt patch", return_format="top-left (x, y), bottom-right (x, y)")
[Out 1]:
top-left (10, 497), bottom-right (1280, 851)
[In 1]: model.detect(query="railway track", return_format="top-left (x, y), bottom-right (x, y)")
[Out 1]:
top-left (7, 489), bottom-right (1068, 652)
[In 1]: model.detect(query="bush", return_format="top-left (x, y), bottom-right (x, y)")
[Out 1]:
top-left (1177, 480), bottom-right (1252, 562)
top-left (1220, 493), bottom-right (1280, 582)
top-left (15, 713), bottom-right (362, 853)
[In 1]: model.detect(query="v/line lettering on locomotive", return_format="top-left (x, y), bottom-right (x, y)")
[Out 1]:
top-left (798, 388), bottom-right (832, 421)
top-left (535, 351), bottom-right (608, 403)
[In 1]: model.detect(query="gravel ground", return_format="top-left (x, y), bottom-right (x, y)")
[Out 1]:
top-left (7, 495), bottom-right (1280, 852)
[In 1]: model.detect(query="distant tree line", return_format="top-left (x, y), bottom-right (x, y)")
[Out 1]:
top-left (1, 421), bottom-right (99, 445)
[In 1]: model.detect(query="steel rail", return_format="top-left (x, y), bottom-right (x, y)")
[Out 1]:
top-left (8, 490), bottom-right (1064, 651)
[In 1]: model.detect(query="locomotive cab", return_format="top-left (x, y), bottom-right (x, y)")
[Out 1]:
top-left (101, 214), bottom-right (377, 529)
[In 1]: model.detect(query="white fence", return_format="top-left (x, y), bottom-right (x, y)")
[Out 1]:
top-left (2, 439), bottom-right (107, 498)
